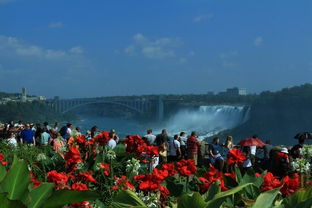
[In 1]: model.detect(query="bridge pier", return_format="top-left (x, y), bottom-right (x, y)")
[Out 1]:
top-left (156, 95), bottom-right (164, 121)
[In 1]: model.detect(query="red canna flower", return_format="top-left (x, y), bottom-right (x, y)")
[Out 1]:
top-left (79, 171), bottom-right (97, 184)
top-left (95, 131), bottom-right (110, 146)
top-left (176, 159), bottom-right (197, 177)
top-left (112, 176), bottom-right (135, 190)
top-left (64, 146), bottom-right (82, 169)
top-left (198, 177), bottom-right (210, 194)
top-left (99, 163), bottom-right (110, 176)
top-left (0, 153), bottom-right (8, 166)
top-left (160, 163), bottom-right (176, 177)
top-left (261, 172), bottom-right (282, 192)
top-left (202, 167), bottom-right (228, 192)
top-left (29, 172), bottom-right (42, 188)
top-left (227, 149), bottom-right (246, 165)
top-left (280, 173), bottom-right (300, 196)
top-left (71, 183), bottom-right (89, 191)
top-left (47, 170), bottom-right (69, 189)
top-left (224, 172), bottom-right (236, 180)
top-left (76, 135), bottom-right (86, 144)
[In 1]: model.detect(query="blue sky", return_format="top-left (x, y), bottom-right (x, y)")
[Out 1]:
top-left (0, 0), bottom-right (311, 98)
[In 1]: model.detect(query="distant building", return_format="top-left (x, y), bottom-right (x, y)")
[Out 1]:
top-left (225, 87), bottom-right (247, 96)
top-left (21, 87), bottom-right (27, 102)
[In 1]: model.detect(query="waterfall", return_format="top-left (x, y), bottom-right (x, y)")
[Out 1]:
top-left (164, 105), bottom-right (250, 140)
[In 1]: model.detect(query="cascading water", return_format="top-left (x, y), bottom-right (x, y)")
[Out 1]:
top-left (163, 105), bottom-right (250, 140)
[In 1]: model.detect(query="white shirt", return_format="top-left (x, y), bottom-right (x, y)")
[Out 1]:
top-left (169, 139), bottom-right (180, 156)
top-left (243, 158), bottom-right (252, 168)
top-left (144, 134), bottom-right (156, 145)
top-left (250, 146), bottom-right (257, 155)
top-left (108, 139), bottom-right (117, 149)
top-left (180, 136), bottom-right (187, 146)
top-left (8, 137), bottom-right (17, 147)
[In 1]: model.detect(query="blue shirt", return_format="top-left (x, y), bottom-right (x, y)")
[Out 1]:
top-left (21, 129), bottom-right (34, 144)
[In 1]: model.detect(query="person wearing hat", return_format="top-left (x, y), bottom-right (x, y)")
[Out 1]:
top-left (275, 147), bottom-right (290, 178)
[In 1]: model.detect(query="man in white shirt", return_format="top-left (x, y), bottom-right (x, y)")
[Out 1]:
top-left (168, 135), bottom-right (181, 162)
top-left (144, 129), bottom-right (156, 145)
top-left (108, 138), bottom-right (117, 149)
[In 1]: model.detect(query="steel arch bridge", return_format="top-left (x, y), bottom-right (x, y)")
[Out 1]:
top-left (48, 98), bottom-right (153, 114)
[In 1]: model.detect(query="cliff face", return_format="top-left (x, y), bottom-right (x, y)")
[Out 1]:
top-left (220, 84), bottom-right (312, 145)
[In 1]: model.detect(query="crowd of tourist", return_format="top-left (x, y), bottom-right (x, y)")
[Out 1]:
top-left (0, 120), bottom-right (310, 178)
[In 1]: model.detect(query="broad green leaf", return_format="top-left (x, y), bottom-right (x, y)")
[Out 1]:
top-left (44, 190), bottom-right (100, 208)
top-left (28, 183), bottom-right (54, 208)
top-left (166, 177), bottom-right (185, 197)
top-left (0, 193), bottom-right (26, 208)
top-left (111, 190), bottom-right (147, 208)
top-left (234, 165), bottom-right (242, 183)
top-left (252, 188), bottom-right (280, 208)
top-left (114, 144), bottom-right (126, 157)
top-left (204, 180), bottom-right (221, 202)
top-left (178, 192), bottom-right (207, 208)
top-left (283, 187), bottom-right (312, 208)
top-left (206, 183), bottom-right (254, 208)
top-left (0, 165), bottom-right (6, 183)
top-left (1, 156), bottom-right (30, 200)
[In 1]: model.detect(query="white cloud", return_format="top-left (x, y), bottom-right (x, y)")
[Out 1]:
top-left (124, 33), bottom-right (183, 59)
top-left (48, 22), bottom-right (64, 29)
top-left (254, 36), bottom-right (263, 47)
top-left (219, 51), bottom-right (239, 68)
top-left (193, 13), bottom-right (214, 23)
top-left (69, 46), bottom-right (84, 54)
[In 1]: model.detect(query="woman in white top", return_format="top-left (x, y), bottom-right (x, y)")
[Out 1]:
top-left (7, 132), bottom-right (17, 147)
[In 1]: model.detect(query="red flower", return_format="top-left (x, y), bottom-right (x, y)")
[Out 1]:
top-left (64, 146), bottom-right (82, 169)
top-left (280, 173), bottom-right (300, 196)
top-left (261, 172), bottom-right (282, 192)
top-left (47, 170), bottom-right (69, 189)
top-left (79, 171), bottom-right (97, 183)
top-left (76, 135), bottom-right (86, 144)
top-left (144, 145), bottom-right (159, 157)
top-left (227, 149), bottom-right (246, 165)
top-left (99, 163), bottom-right (110, 176)
top-left (30, 172), bottom-right (42, 188)
top-left (0, 153), bottom-right (8, 166)
top-left (112, 176), bottom-right (135, 190)
top-left (224, 172), bottom-right (236, 180)
top-left (71, 183), bottom-right (89, 191)
top-left (198, 177), bottom-right (210, 194)
top-left (133, 169), bottom-right (169, 194)
top-left (95, 131), bottom-right (110, 146)
top-left (124, 135), bottom-right (146, 156)
top-left (70, 201), bottom-right (91, 208)
top-left (176, 159), bottom-right (197, 177)
top-left (202, 167), bottom-right (228, 192)
top-left (160, 163), bottom-right (176, 177)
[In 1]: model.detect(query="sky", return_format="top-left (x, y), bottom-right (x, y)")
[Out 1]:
top-left (0, 0), bottom-right (312, 98)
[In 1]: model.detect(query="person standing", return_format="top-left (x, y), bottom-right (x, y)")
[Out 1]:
top-left (187, 131), bottom-right (200, 166)
top-left (144, 129), bottom-right (156, 146)
top-left (40, 129), bottom-right (51, 145)
top-left (107, 130), bottom-right (117, 149)
top-left (20, 124), bottom-right (35, 145)
top-left (7, 132), bottom-right (17, 147)
top-left (179, 132), bottom-right (188, 159)
top-left (156, 129), bottom-right (169, 164)
top-left (209, 137), bottom-right (224, 171)
top-left (168, 134), bottom-right (181, 162)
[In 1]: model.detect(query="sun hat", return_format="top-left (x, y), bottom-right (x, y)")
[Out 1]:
top-left (280, 147), bottom-right (289, 154)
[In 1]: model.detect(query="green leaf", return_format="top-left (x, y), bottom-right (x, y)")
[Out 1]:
top-left (283, 186), bottom-right (312, 208)
top-left (234, 165), bottom-right (242, 183)
top-left (0, 193), bottom-right (26, 208)
top-left (252, 188), bottom-right (280, 208)
top-left (1, 156), bottom-right (30, 200)
top-left (111, 190), bottom-right (147, 208)
top-left (178, 192), bottom-right (207, 208)
top-left (0, 164), bottom-right (6, 183)
top-left (166, 177), bottom-right (185, 197)
top-left (114, 144), bottom-right (126, 157)
top-left (206, 183), bottom-right (254, 208)
top-left (204, 180), bottom-right (221, 202)
top-left (44, 190), bottom-right (100, 208)
top-left (28, 183), bottom-right (54, 208)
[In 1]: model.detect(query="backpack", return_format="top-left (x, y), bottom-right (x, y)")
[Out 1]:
top-left (60, 126), bottom-right (67, 136)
